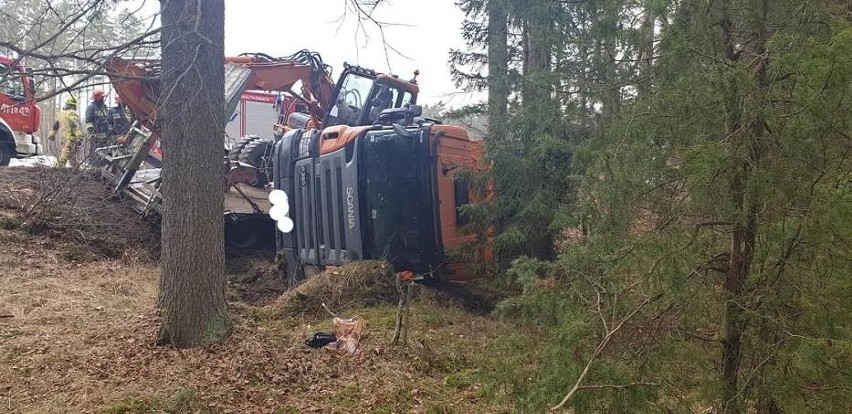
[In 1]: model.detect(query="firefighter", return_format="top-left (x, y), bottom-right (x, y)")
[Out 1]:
top-left (107, 94), bottom-right (132, 140)
top-left (50, 95), bottom-right (83, 168)
top-left (85, 89), bottom-right (110, 164)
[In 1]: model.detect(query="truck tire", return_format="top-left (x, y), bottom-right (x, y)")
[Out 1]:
top-left (228, 135), bottom-right (259, 162)
top-left (0, 141), bottom-right (11, 166)
top-left (238, 139), bottom-right (273, 168)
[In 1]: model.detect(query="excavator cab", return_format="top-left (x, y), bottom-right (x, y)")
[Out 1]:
top-left (229, 61), bottom-right (419, 189)
top-left (323, 63), bottom-right (417, 128)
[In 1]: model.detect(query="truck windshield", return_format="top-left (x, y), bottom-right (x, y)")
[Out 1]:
top-left (361, 131), bottom-right (437, 272)
top-left (365, 85), bottom-right (414, 124)
top-left (0, 63), bottom-right (25, 98)
top-left (326, 73), bottom-right (374, 126)
top-left (326, 72), bottom-right (414, 127)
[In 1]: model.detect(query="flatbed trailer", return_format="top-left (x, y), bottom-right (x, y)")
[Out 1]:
top-left (103, 162), bottom-right (276, 250)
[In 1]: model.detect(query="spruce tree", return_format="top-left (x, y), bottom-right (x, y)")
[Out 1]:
top-left (454, 0), bottom-right (851, 411)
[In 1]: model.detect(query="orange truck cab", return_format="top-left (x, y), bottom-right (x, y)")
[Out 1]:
top-left (270, 64), bottom-right (489, 284)
top-left (0, 56), bottom-right (42, 166)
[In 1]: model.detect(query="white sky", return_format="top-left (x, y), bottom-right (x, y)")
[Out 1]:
top-left (131, 0), bottom-right (483, 107)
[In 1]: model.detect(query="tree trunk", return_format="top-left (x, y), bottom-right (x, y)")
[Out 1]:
top-left (157, 0), bottom-right (229, 348)
top-left (521, 0), bottom-right (552, 113)
top-left (517, 0), bottom-right (556, 261)
top-left (590, 7), bottom-right (620, 119)
top-left (636, 1), bottom-right (655, 100)
top-left (720, 0), bottom-right (770, 411)
top-left (487, 0), bottom-right (508, 140)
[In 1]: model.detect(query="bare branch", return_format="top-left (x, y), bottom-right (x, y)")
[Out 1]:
top-left (550, 292), bottom-right (663, 412)
top-left (576, 382), bottom-right (658, 391)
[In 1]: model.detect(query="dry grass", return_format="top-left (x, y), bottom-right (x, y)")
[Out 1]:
top-left (0, 165), bottom-right (517, 413)
top-left (0, 227), bottom-right (159, 413)
top-left (268, 261), bottom-right (398, 318)
top-left (0, 229), bottom-right (514, 413)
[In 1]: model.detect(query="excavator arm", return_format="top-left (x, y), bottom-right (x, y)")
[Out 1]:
top-left (104, 50), bottom-right (336, 136)
top-left (225, 54), bottom-right (335, 122)
top-left (101, 50), bottom-right (337, 194)
top-left (103, 58), bottom-right (162, 135)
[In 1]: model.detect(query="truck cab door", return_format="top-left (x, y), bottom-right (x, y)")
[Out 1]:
top-left (0, 62), bottom-right (38, 134)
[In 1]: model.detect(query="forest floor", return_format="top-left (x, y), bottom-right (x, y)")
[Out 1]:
top-left (0, 166), bottom-right (529, 414)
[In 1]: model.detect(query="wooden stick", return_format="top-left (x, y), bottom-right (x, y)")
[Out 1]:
top-left (401, 283), bottom-right (411, 346)
top-left (391, 276), bottom-right (412, 346)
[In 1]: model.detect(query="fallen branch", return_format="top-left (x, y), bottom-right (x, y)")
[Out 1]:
top-left (321, 302), bottom-right (339, 318)
top-left (576, 382), bottom-right (658, 391)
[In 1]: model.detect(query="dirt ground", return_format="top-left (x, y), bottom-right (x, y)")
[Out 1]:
top-left (0, 167), bottom-right (514, 414)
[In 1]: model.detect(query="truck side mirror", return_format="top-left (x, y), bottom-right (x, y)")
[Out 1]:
top-left (376, 104), bottom-right (423, 126)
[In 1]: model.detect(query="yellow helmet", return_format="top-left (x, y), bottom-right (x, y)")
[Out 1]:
top-left (64, 95), bottom-right (77, 108)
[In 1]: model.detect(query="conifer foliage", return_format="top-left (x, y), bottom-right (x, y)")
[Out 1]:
top-left (454, 0), bottom-right (851, 411)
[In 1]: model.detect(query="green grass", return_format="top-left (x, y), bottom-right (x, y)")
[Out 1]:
top-left (99, 388), bottom-right (210, 414)
top-left (0, 214), bottom-right (21, 230)
top-left (164, 388), bottom-right (211, 414)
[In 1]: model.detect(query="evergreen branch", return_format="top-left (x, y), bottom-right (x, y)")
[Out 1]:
top-left (737, 337), bottom-right (784, 406)
top-left (550, 292), bottom-right (663, 411)
top-left (782, 329), bottom-right (845, 344)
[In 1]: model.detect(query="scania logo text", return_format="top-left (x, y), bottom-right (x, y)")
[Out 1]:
top-left (346, 186), bottom-right (356, 229)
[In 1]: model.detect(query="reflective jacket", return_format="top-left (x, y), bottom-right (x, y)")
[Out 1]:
top-left (54, 109), bottom-right (82, 142)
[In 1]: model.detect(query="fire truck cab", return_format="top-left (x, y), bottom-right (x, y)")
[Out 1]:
top-left (0, 56), bottom-right (42, 166)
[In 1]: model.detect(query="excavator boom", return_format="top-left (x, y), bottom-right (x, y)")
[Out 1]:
top-left (224, 55), bottom-right (335, 121)
top-left (104, 50), bottom-right (337, 136)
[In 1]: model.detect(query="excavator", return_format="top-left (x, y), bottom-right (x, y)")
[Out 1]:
top-left (100, 50), bottom-right (490, 284)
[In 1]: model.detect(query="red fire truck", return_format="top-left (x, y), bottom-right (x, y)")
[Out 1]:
top-left (0, 55), bottom-right (42, 166)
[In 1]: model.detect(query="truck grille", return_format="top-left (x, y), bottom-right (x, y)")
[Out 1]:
top-left (295, 149), bottom-right (350, 266)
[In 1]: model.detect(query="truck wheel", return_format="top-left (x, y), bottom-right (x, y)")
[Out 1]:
top-left (238, 139), bottom-right (273, 168)
top-left (0, 142), bottom-right (11, 166)
top-left (228, 135), bottom-right (259, 162)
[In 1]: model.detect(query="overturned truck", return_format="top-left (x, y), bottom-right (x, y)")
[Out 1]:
top-left (100, 50), bottom-right (490, 284)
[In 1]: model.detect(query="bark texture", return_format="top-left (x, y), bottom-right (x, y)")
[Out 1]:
top-left (157, 0), bottom-right (229, 348)
top-left (521, 1), bottom-right (552, 112)
top-left (720, 0), bottom-right (769, 411)
top-left (487, 0), bottom-right (508, 139)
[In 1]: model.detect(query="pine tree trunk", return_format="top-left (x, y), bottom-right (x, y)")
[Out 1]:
top-left (157, 0), bottom-right (229, 348)
top-left (722, 96), bottom-right (762, 414)
top-left (590, 8), bottom-right (620, 119)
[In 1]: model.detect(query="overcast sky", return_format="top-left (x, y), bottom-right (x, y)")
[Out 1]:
top-left (132, 0), bottom-right (483, 107)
